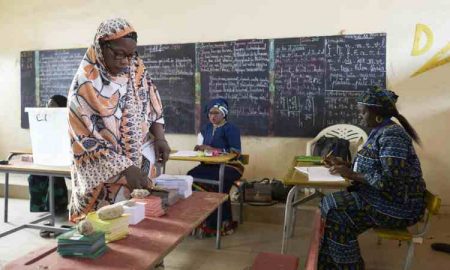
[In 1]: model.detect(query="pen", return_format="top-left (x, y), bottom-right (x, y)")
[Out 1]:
top-left (321, 150), bottom-right (334, 165)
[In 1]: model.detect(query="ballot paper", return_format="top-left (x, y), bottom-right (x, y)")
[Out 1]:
top-left (295, 166), bottom-right (345, 182)
top-left (154, 174), bottom-right (193, 198)
top-left (169, 150), bottom-right (200, 157)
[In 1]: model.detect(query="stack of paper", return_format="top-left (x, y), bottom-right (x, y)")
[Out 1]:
top-left (154, 174), bottom-right (193, 198)
top-left (132, 196), bottom-right (166, 217)
top-left (295, 166), bottom-right (345, 182)
top-left (57, 230), bottom-right (107, 259)
top-left (151, 188), bottom-right (180, 207)
top-left (122, 202), bottom-right (146, 225)
top-left (86, 212), bottom-right (129, 243)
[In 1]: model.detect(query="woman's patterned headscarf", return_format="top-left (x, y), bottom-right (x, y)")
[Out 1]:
top-left (206, 98), bottom-right (229, 118)
top-left (92, 18), bottom-right (136, 81)
top-left (357, 87), bottom-right (398, 113)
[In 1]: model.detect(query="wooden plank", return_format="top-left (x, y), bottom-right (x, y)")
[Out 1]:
top-left (305, 209), bottom-right (323, 270)
top-left (4, 192), bottom-right (228, 270)
top-left (252, 252), bottom-right (299, 270)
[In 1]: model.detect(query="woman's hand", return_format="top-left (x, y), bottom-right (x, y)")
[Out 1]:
top-left (329, 164), bottom-right (355, 179)
top-left (123, 165), bottom-right (149, 190)
top-left (154, 139), bottom-right (171, 164)
top-left (150, 123), bottom-right (170, 164)
top-left (194, 145), bottom-right (216, 151)
top-left (323, 155), bottom-right (349, 168)
top-left (329, 165), bottom-right (366, 183)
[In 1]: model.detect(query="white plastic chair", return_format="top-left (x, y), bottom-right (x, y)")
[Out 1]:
top-left (302, 124), bottom-right (368, 196)
top-left (306, 124), bottom-right (368, 159)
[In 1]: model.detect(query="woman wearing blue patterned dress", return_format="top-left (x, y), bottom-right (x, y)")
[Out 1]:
top-left (318, 87), bottom-right (426, 269)
top-left (188, 98), bottom-right (243, 237)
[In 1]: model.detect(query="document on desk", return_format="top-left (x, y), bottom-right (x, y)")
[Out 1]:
top-left (170, 150), bottom-right (201, 157)
top-left (295, 166), bottom-right (345, 182)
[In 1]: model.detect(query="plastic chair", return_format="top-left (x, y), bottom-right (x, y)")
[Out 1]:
top-left (302, 124), bottom-right (367, 195)
top-left (374, 190), bottom-right (441, 270)
top-left (306, 124), bottom-right (368, 158)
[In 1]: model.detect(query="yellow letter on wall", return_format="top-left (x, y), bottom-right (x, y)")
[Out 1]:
top-left (412, 42), bottom-right (450, 77)
top-left (411, 24), bottom-right (434, 56)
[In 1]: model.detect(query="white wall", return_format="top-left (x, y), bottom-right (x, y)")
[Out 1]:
top-left (0, 0), bottom-right (449, 209)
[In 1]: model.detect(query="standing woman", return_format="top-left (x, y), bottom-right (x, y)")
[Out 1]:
top-left (318, 87), bottom-right (426, 269)
top-left (188, 98), bottom-right (243, 237)
top-left (68, 18), bottom-right (170, 223)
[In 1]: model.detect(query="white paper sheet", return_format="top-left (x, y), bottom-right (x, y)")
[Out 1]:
top-left (169, 150), bottom-right (200, 157)
top-left (141, 140), bottom-right (155, 164)
top-left (295, 166), bottom-right (345, 182)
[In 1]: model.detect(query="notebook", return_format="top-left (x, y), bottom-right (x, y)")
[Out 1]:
top-left (295, 166), bottom-right (345, 182)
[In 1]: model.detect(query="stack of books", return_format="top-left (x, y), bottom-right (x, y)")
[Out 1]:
top-left (57, 230), bottom-right (107, 259)
top-left (132, 196), bottom-right (166, 217)
top-left (154, 174), bottom-right (193, 198)
top-left (86, 212), bottom-right (129, 242)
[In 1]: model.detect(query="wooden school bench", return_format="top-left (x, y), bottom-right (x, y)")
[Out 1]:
top-left (251, 252), bottom-right (299, 270)
top-left (304, 209), bottom-right (322, 270)
top-left (251, 209), bottom-right (322, 270)
top-left (4, 191), bottom-right (228, 270)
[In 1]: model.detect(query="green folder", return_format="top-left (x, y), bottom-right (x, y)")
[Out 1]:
top-left (295, 155), bottom-right (323, 164)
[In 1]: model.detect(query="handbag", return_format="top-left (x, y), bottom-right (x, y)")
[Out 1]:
top-left (243, 179), bottom-right (272, 203)
top-left (243, 178), bottom-right (292, 204)
top-left (312, 136), bottom-right (352, 162)
top-left (270, 179), bottom-right (292, 202)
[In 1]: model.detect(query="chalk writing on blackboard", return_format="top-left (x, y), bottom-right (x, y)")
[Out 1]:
top-left (20, 33), bottom-right (386, 137)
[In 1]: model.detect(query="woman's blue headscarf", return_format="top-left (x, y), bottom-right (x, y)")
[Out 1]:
top-left (206, 98), bottom-right (229, 118)
top-left (357, 87), bottom-right (398, 113)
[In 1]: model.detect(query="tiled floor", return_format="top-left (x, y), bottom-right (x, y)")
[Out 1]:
top-left (1, 198), bottom-right (449, 270)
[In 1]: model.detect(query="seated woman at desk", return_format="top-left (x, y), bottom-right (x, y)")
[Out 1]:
top-left (68, 18), bottom-right (170, 224)
top-left (188, 98), bottom-right (243, 237)
top-left (28, 95), bottom-right (69, 237)
top-left (319, 87), bottom-right (426, 270)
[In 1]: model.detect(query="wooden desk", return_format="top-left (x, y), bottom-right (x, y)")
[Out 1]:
top-left (0, 160), bottom-right (71, 237)
top-left (4, 192), bottom-right (228, 270)
top-left (166, 152), bottom-right (237, 250)
top-left (169, 152), bottom-right (237, 164)
top-left (281, 159), bottom-right (348, 254)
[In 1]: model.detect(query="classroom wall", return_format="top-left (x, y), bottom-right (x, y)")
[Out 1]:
top-left (0, 0), bottom-right (449, 209)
